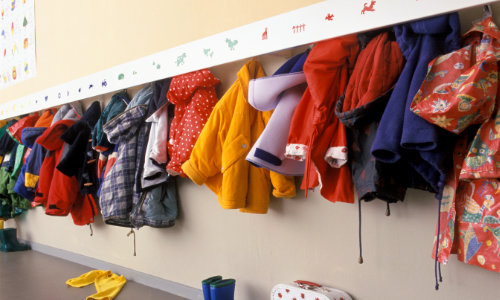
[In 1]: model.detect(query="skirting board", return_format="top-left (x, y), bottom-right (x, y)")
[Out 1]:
top-left (24, 240), bottom-right (202, 300)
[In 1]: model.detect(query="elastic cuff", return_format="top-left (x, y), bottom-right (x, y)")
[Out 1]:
top-left (324, 146), bottom-right (348, 168)
top-left (285, 143), bottom-right (308, 161)
top-left (272, 188), bottom-right (296, 199)
top-left (181, 160), bottom-right (207, 185)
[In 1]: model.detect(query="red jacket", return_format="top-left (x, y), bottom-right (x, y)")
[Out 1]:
top-left (286, 36), bottom-right (359, 203)
top-left (34, 119), bottom-right (83, 218)
top-left (166, 69), bottom-right (220, 176)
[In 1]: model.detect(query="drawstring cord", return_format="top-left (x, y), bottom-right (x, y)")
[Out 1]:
top-left (358, 199), bottom-right (364, 264)
top-left (127, 228), bottom-right (137, 256)
top-left (302, 127), bottom-right (319, 198)
top-left (434, 196), bottom-right (442, 290)
top-left (88, 224), bottom-right (93, 236)
top-left (385, 202), bottom-right (391, 216)
top-left (439, 261), bottom-right (443, 282)
top-left (303, 137), bottom-right (315, 198)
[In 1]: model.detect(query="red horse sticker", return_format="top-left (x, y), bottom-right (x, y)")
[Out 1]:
top-left (361, 0), bottom-right (376, 14)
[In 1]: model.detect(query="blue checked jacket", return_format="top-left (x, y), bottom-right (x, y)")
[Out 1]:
top-left (99, 86), bottom-right (153, 227)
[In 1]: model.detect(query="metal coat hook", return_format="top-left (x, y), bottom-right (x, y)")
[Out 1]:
top-left (127, 228), bottom-right (137, 256)
top-left (484, 4), bottom-right (493, 17)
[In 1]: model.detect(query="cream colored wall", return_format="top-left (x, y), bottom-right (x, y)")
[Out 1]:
top-left (0, 0), bottom-right (322, 102)
top-left (4, 2), bottom-right (500, 300)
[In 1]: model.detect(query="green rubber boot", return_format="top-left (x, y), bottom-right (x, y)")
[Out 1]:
top-left (202, 275), bottom-right (222, 300)
top-left (0, 228), bottom-right (30, 252)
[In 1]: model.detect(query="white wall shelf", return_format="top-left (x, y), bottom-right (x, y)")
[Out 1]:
top-left (0, 0), bottom-right (496, 119)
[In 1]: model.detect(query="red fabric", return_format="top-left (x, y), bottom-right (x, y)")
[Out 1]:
top-left (342, 32), bottom-right (404, 112)
top-left (286, 36), bottom-right (359, 203)
top-left (411, 17), bottom-right (500, 134)
top-left (71, 194), bottom-right (97, 226)
top-left (7, 114), bottom-right (39, 143)
top-left (166, 69), bottom-right (220, 176)
top-left (33, 119), bottom-right (83, 216)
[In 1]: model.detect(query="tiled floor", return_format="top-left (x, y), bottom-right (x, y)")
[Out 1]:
top-left (0, 250), bottom-right (189, 300)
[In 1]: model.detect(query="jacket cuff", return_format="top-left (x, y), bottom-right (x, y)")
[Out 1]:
top-left (181, 160), bottom-right (207, 185)
top-left (272, 186), bottom-right (296, 198)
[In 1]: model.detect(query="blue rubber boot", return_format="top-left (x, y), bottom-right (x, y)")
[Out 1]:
top-left (210, 279), bottom-right (235, 300)
top-left (201, 276), bottom-right (222, 300)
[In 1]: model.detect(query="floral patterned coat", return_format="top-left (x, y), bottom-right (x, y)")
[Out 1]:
top-left (413, 16), bottom-right (500, 272)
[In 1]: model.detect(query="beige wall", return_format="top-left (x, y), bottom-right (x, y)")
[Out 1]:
top-left (4, 2), bottom-right (500, 300)
top-left (0, 0), bottom-right (322, 102)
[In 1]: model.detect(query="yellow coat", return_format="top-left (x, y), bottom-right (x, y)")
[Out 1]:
top-left (182, 60), bottom-right (296, 213)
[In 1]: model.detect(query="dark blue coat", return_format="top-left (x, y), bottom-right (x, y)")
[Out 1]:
top-left (13, 127), bottom-right (47, 201)
top-left (371, 13), bottom-right (461, 196)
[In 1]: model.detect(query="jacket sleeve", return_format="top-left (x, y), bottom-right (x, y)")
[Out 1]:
top-left (181, 106), bottom-right (223, 186)
top-left (24, 143), bottom-right (46, 190)
top-left (261, 110), bottom-right (297, 198)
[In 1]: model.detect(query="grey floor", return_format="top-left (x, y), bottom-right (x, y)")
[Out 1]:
top-left (0, 250), bottom-right (189, 300)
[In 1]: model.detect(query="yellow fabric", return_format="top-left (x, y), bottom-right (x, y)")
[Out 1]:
top-left (25, 173), bottom-right (39, 189)
top-left (182, 60), bottom-right (296, 214)
top-left (0, 219), bottom-right (4, 229)
top-left (0, 120), bottom-right (6, 128)
top-left (66, 270), bottom-right (126, 300)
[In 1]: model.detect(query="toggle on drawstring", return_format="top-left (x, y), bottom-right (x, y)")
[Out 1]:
top-left (127, 228), bottom-right (136, 256)
top-left (358, 199), bottom-right (363, 264)
top-left (88, 224), bottom-right (93, 236)
top-left (434, 196), bottom-right (443, 290)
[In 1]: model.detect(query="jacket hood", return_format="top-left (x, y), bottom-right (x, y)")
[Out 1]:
top-left (273, 49), bottom-right (309, 75)
top-left (247, 49), bottom-right (309, 110)
top-left (18, 109), bottom-right (57, 147)
top-left (237, 60), bottom-right (267, 103)
top-left (167, 69), bottom-right (219, 105)
top-left (336, 32), bottom-right (405, 128)
top-left (52, 103), bottom-right (83, 124)
top-left (147, 78), bottom-right (171, 117)
top-left (36, 119), bottom-right (76, 151)
top-left (34, 109), bottom-right (56, 127)
top-left (304, 35), bottom-right (360, 111)
top-left (104, 86), bottom-right (153, 144)
top-left (60, 101), bottom-right (101, 146)
top-left (410, 16), bottom-right (500, 135)
top-left (248, 72), bottom-right (306, 111)
top-left (81, 101), bottom-right (101, 128)
top-left (7, 114), bottom-right (40, 144)
top-left (21, 127), bottom-right (47, 148)
top-left (395, 13), bottom-right (461, 59)
top-left (92, 91), bottom-right (130, 150)
top-left (126, 85), bottom-right (154, 109)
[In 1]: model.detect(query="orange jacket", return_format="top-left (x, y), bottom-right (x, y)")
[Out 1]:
top-left (182, 61), bottom-right (296, 213)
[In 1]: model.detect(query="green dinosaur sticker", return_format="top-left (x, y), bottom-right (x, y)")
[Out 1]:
top-left (176, 53), bottom-right (186, 66)
top-left (203, 48), bottom-right (214, 57)
top-left (225, 38), bottom-right (238, 50)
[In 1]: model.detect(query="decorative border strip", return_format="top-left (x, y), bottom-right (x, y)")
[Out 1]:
top-left (0, 0), bottom-right (495, 119)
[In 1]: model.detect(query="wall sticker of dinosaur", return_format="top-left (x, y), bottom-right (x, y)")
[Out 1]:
top-left (226, 38), bottom-right (238, 50)
top-left (361, 0), bottom-right (376, 14)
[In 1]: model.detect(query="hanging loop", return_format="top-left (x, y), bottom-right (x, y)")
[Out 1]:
top-left (127, 228), bottom-right (137, 256)
top-left (484, 4), bottom-right (493, 17)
